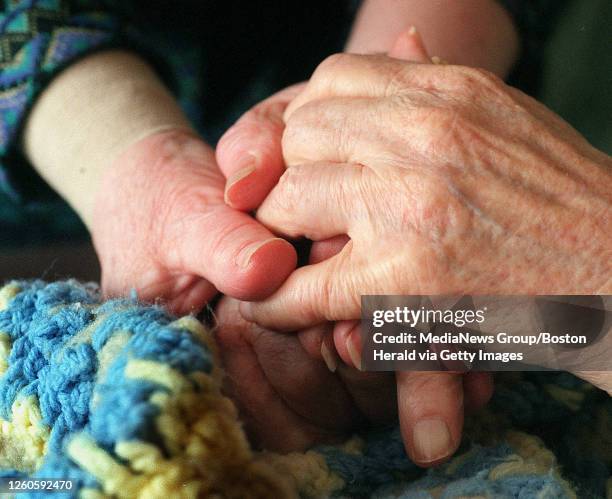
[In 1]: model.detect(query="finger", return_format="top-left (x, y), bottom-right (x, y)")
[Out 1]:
top-left (166, 203), bottom-right (297, 301)
top-left (216, 84), bottom-right (305, 211)
top-left (309, 235), bottom-right (350, 264)
top-left (239, 242), bottom-right (365, 331)
top-left (256, 162), bottom-right (367, 240)
top-left (297, 323), bottom-right (340, 373)
top-left (332, 321), bottom-right (398, 424)
top-left (251, 325), bottom-right (359, 431)
top-left (397, 371), bottom-right (463, 467)
top-left (299, 321), bottom-right (397, 424)
top-left (297, 236), bottom-right (349, 371)
top-left (333, 321), bottom-right (494, 412)
top-left (333, 320), bottom-right (362, 370)
top-left (388, 27), bottom-right (431, 62)
top-left (166, 278), bottom-right (218, 316)
top-left (336, 366), bottom-right (397, 424)
top-left (214, 298), bottom-right (341, 451)
top-left (284, 53), bottom-right (439, 119)
top-left (463, 372), bottom-right (494, 412)
top-left (283, 95), bottom-right (440, 166)
top-left (283, 97), bottom-right (389, 166)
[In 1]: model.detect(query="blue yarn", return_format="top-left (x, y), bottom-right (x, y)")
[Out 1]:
top-left (0, 280), bottom-right (608, 498)
top-left (0, 280), bottom-right (220, 496)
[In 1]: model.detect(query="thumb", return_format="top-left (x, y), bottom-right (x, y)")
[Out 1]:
top-left (388, 27), bottom-right (431, 62)
top-left (216, 83), bottom-right (305, 211)
top-left (166, 202), bottom-right (297, 301)
top-left (397, 371), bottom-right (463, 466)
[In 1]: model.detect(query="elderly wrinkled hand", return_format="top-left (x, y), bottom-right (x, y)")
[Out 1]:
top-left (215, 33), bottom-right (501, 467)
top-left (242, 53), bottom-right (611, 326)
top-left (240, 54), bottom-right (612, 402)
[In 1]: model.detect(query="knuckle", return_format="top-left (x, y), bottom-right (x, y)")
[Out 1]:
top-left (310, 53), bottom-right (354, 89)
top-left (157, 184), bottom-right (221, 258)
top-left (403, 169), bottom-right (474, 268)
top-left (281, 103), bottom-right (320, 164)
top-left (449, 66), bottom-right (510, 101)
top-left (312, 272), bottom-right (335, 319)
top-left (218, 101), bottom-right (286, 162)
top-left (416, 175), bottom-right (450, 215)
top-left (399, 173), bottom-right (453, 239)
top-left (274, 166), bottom-right (304, 206)
top-left (255, 99), bottom-right (287, 127)
top-left (315, 52), bottom-right (348, 75)
top-left (206, 214), bottom-right (254, 259)
top-left (243, 99), bottom-right (287, 134)
top-left (259, 168), bottom-right (304, 236)
top-left (281, 114), bottom-right (302, 161)
top-left (383, 63), bottom-right (413, 96)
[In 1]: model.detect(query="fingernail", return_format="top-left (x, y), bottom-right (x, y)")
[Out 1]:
top-left (237, 238), bottom-right (283, 269)
top-left (431, 56), bottom-right (448, 65)
top-left (239, 301), bottom-right (254, 322)
top-left (321, 342), bottom-right (338, 372)
top-left (412, 419), bottom-right (453, 463)
top-left (224, 163), bottom-right (257, 204)
top-left (347, 335), bottom-right (363, 371)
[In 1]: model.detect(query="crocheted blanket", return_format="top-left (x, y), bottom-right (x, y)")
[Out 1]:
top-left (0, 280), bottom-right (609, 498)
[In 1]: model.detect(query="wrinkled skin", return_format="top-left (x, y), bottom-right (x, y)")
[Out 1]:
top-left (218, 50), bottom-right (611, 461)
top-left (214, 295), bottom-right (493, 455)
top-left (245, 54), bottom-right (610, 327)
top-left (215, 32), bottom-right (497, 466)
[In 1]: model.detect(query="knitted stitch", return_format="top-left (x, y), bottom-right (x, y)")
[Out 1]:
top-left (0, 280), bottom-right (609, 498)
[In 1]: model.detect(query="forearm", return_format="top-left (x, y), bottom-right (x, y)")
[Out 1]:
top-left (22, 51), bottom-right (193, 229)
top-left (345, 0), bottom-right (519, 77)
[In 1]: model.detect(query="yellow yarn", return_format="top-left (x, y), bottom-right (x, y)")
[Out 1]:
top-left (260, 450), bottom-right (345, 498)
top-left (95, 330), bottom-right (131, 382)
top-left (0, 332), bottom-right (11, 375)
top-left (170, 316), bottom-right (209, 344)
top-left (544, 384), bottom-right (586, 411)
top-left (0, 396), bottom-right (49, 472)
top-left (0, 282), bottom-right (20, 311)
top-left (80, 488), bottom-right (110, 499)
top-left (444, 447), bottom-right (478, 476)
top-left (68, 358), bottom-right (294, 498)
top-left (125, 360), bottom-right (188, 394)
top-left (68, 435), bottom-right (150, 497)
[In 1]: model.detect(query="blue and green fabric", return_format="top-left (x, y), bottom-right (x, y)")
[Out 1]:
top-left (0, 0), bottom-right (576, 247)
top-left (0, 280), bottom-right (610, 498)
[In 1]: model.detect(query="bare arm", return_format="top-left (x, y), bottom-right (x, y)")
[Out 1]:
top-left (346, 0), bottom-right (520, 77)
top-left (22, 51), bottom-right (192, 229)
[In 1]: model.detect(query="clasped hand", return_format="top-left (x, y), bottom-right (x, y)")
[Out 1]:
top-left (215, 44), bottom-right (612, 465)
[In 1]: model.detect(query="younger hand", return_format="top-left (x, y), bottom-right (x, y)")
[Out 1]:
top-left (92, 129), bottom-right (297, 314)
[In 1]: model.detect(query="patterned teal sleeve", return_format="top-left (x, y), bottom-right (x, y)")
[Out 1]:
top-left (0, 0), bottom-right (133, 203)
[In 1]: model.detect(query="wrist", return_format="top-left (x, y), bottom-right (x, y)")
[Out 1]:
top-left (23, 50), bottom-right (192, 229)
